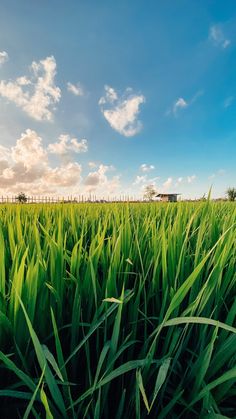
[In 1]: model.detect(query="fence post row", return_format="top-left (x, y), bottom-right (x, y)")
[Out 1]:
top-left (0, 195), bottom-right (149, 203)
top-left (0, 195), bottom-right (217, 203)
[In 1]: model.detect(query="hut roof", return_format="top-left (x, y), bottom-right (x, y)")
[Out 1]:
top-left (156, 193), bottom-right (181, 197)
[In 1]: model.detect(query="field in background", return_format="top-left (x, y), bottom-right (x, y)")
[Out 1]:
top-left (0, 202), bottom-right (235, 418)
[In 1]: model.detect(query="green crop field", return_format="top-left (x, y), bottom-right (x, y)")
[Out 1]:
top-left (0, 202), bottom-right (235, 418)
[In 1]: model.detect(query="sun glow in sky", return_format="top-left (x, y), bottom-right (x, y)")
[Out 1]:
top-left (0, 0), bottom-right (236, 198)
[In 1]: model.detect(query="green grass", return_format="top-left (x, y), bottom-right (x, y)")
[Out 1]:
top-left (0, 201), bottom-right (235, 418)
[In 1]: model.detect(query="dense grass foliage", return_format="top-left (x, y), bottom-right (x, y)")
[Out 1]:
top-left (0, 202), bottom-right (236, 418)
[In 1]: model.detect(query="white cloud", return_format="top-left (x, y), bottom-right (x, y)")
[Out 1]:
top-left (48, 134), bottom-right (88, 155)
top-left (88, 161), bottom-right (97, 168)
top-left (99, 85), bottom-right (118, 105)
top-left (0, 132), bottom-right (122, 197)
top-left (175, 177), bottom-right (183, 187)
top-left (84, 164), bottom-right (120, 194)
top-left (133, 172), bottom-right (160, 187)
top-left (187, 175), bottom-right (196, 183)
top-left (84, 164), bottom-right (110, 187)
top-left (12, 129), bottom-right (47, 169)
top-left (99, 85), bottom-right (145, 137)
top-left (0, 144), bottom-right (11, 161)
top-left (70, 138), bottom-right (87, 153)
top-left (0, 129), bottom-right (83, 194)
top-left (0, 56), bottom-right (61, 121)
top-left (167, 91), bottom-right (204, 117)
top-left (45, 162), bottom-right (82, 187)
top-left (0, 51), bottom-right (9, 66)
top-left (133, 175), bottom-right (147, 185)
top-left (140, 163), bottom-right (155, 172)
top-left (67, 82), bottom-right (84, 96)
top-left (163, 177), bottom-right (173, 190)
top-left (173, 98), bottom-right (188, 115)
top-left (16, 76), bottom-right (31, 86)
top-left (209, 25), bottom-right (230, 49)
top-left (0, 130), bottom-right (48, 188)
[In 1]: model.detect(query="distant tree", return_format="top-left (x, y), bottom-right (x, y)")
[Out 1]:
top-left (143, 184), bottom-right (157, 201)
top-left (16, 192), bottom-right (27, 203)
top-left (226, 187), bottom-right (236, 202)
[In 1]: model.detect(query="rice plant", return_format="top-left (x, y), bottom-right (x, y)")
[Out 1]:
top-left (0, 201), bottom-right (235, 418)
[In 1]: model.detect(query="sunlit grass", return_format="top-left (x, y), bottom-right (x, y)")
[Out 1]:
top-left (0, 201), bottom-right (235, 417)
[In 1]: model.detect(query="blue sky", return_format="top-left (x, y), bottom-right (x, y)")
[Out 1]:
top-left (0, 0), bottom-right (235, 198)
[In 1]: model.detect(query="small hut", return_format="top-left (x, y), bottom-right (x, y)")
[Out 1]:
top-left (156, 193), bottom-right (180, 202)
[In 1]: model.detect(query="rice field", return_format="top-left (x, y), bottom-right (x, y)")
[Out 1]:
top-left (0, 201), bottom-right (235, 418)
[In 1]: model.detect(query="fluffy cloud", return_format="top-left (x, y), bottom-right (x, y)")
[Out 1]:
top-left (0, 56), bottom-right (61, 121)
top-left (163, 177), bottom-right (173, 190)
top-left (84, 164), bottom-right (120, 194)
top-left (99, 86), bottom-right (118, 104)
top-left (0, 130), bottom-right (121, 197)
top-left (84, 164), bottom-right (111, 187)
top-left (12, 129), bottom-right (47, 169)
top-left (67, 82), bottom-right (84, 96)
top-left (0, 130), bottom-right (47, 188)
top-left (88, 161), bottom-right (97, 168)
top-left (140, 163), bottom-right (155, 172)
top-left (45, 163), bottom-right (82, 187)
top-left (0, 51), bottom-right (8, 66)
top-left (48, 134), bottom-right (88, 155)
top-left (0, 129), bottom-right (83, 194)
top-left (0, 144), bottom-right (11, 161)
top-left (133, 175), bottom-right (147, 185)
top-left (133, 174), bottom-right (160, 188)
top-left (209, 25), bottom-right (230, 49)
top-left (99, 85), bottom-right (145, 137)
